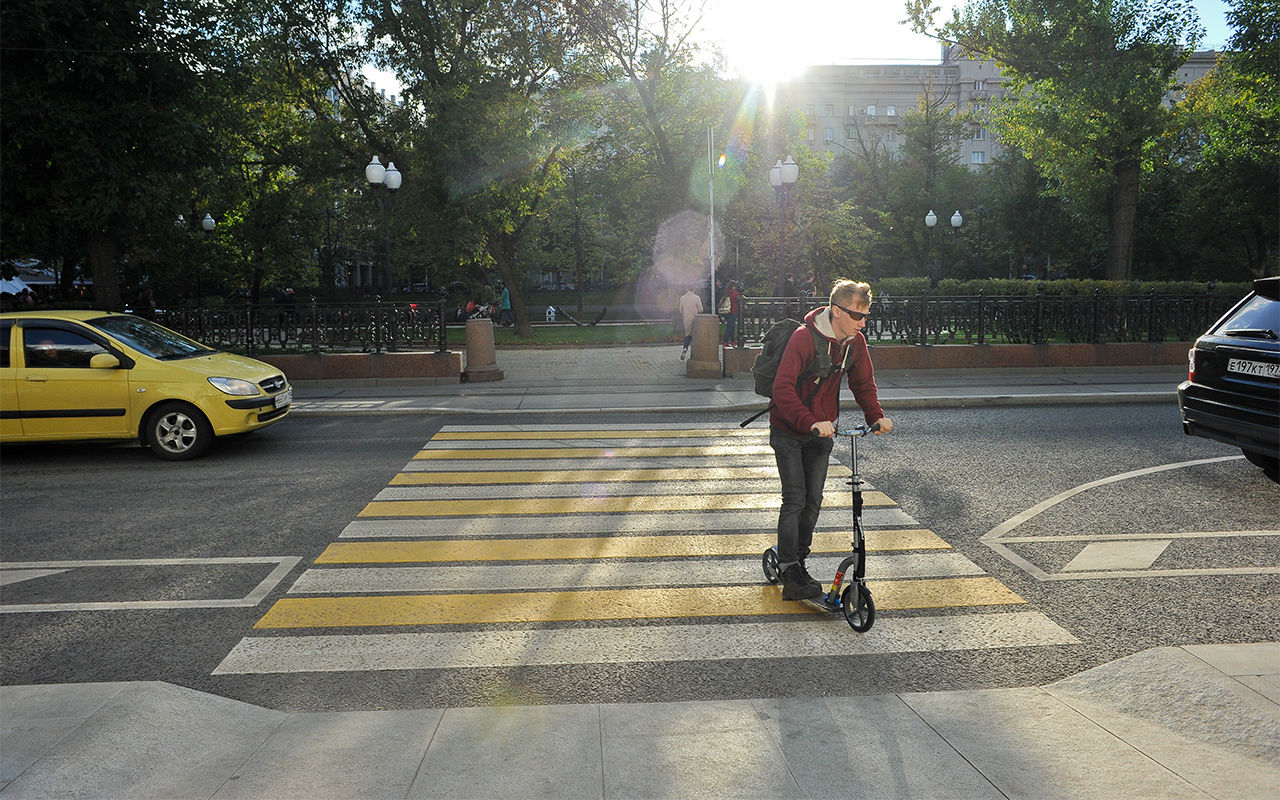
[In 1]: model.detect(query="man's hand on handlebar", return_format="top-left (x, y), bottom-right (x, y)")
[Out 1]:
top-left (874, 417), bottom-right (894, 435)
top-left (810, 420), bottom-right (836, 438)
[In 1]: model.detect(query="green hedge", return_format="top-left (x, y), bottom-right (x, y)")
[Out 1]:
top-left (869, 278), bottom-right (1252, 298)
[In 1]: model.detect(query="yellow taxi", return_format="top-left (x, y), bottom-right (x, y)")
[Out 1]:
top-left (1, 310), bottom-right (292, 459)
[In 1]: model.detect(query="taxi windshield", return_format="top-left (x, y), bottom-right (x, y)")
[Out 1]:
top-left (87, 315), bottom-right (216, 360)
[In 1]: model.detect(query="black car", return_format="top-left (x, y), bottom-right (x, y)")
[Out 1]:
top-left (1178, 276), bottom-right (1280, 481)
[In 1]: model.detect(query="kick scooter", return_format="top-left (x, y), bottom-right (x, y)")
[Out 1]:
top-left (762, 422), bottom-right (880, 632)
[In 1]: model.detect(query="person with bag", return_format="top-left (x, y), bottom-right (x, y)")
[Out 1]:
top-left (720, 281), bottom-right (742, 348)
top-left (769, 279), bottom-right (893, 601)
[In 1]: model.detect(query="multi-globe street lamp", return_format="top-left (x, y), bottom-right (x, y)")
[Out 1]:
top-left (769, 156), bottom-right (799, 295)
top-left (924, 208), bottom-right (963, 280)
top-left (365, 156), bottom-right (402, 295)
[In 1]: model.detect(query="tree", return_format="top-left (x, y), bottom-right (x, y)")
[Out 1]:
top-left (908, 0), bottom-right (1204, 280)
top-left (1, 0), bottom-right (230, 309)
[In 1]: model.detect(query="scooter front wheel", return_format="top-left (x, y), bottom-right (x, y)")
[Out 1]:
top-left (762, 547), bottom-right (780, 584)
top-left (841, 583), bottom-right (875, 632)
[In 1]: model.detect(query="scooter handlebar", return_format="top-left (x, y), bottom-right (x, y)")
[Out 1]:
top-left (836, 422), bottom-right (881, 438)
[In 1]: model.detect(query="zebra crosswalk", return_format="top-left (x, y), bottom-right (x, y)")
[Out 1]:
top-left (213, 424), bottom-right (1078, 676)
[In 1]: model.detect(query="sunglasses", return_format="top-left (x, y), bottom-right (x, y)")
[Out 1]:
top-left (832, 302), bottom-right (871, 321)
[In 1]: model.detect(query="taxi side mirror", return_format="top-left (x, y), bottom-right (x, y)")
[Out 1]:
top-left (90, 353), bottom-right (121, 369)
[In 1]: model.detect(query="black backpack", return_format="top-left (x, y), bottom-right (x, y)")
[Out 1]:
top-left (741, 318), bottom-right (843, 427)
top-left (751, 318), bottom-right (833, 397)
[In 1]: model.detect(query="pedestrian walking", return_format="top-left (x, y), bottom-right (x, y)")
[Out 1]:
top-left (678, 287), bottom-right (703, 360)
top-left (721, 281), bottom-right (742, 347)
top-left (769, 279), bottom-right (894, 600)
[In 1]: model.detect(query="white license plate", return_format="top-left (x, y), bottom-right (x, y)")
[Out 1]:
top-left (274, 388), bottom-right (293, 408)
top-left (1227, 358), bottom-right (1280, 379)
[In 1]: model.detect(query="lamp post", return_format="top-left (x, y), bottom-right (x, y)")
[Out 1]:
top-left (769, 156), bottom-right (798, 295)
top-left (365, 156), bottom-right (401, 295)
top-left (924, 209), bottom-right (962, 280)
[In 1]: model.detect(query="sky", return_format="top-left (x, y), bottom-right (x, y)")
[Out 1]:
top-left (699, 0), bottom-right (1235, 83)
top-left (363, 1), bottom-right (1235, 98)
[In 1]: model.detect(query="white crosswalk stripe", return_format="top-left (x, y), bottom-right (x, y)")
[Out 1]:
top-left (215, 424), bottom-right (1078, 676)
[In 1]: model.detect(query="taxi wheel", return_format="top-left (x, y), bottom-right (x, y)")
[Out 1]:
top-left (145, 402), bottom-right (214, 460)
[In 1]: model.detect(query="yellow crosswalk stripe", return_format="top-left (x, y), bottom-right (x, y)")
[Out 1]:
top-left (357, 491), bottom-right (893, 517)
top-left (389, 465), bottom-right (849, 485)
top-left (413, 446), bottom-right (774, 459)
top-left (316, 530), bottom-right (948, 563)
top-left (432, 429), bottom-right (766, 440)
top-left (253, 578), bottom-right (1025, 628)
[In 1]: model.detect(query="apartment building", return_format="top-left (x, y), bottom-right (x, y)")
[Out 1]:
top-left (777, 45), bottom-right (1221, 170)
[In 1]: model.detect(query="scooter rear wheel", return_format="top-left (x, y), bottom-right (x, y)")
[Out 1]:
top-left (841, 583), bottom-right (875, 632)
top-left (762, 547), bottom-right (780, 584)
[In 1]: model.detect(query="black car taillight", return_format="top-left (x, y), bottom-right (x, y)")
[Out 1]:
top-left (1188, 347), bottom-right (1197, 382)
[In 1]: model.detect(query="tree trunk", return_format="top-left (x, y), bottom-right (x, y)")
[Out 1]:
top-left (1106, 157), bottom-right (1139, 281)
top-left (86, 230), bottom-right (122, 311)
top-left (488, 235), bottom-right (532, 337)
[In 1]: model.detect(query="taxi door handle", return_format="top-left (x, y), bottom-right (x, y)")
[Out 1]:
top-left (24, 375), bottom-right (48, 383)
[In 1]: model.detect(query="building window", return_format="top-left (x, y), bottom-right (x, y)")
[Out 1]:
top-left (806, 128), bottom-right (815, 142)
top-left (848, 105), bottom-right (858, 117)
top-left (886, 130), bottom-right (895, 142)
top-left (825, 127), bottom-right (834, 141)
top-left (974, 80), bottom-right (986, 91)
top-left (974, 127), bottom-right (986, 140)
top-left (886, 105), bottom-right (896, 116)
top-left (971, 151), bottom-right (986, 164)
top-left (866, 104), bottom-right (876, 116)
top-left (804, 104), bottom-right (815, 117)
top-left (846, 125), bottom-right (857, 139)
top-left (824, 104), bottom-right (834, 117)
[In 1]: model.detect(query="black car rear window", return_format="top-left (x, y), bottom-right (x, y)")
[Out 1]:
top-left (1216, 295), bottom-right (1280, 339)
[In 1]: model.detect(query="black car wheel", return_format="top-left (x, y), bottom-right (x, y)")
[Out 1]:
top-left (146, 402), bottom-right (214, 460)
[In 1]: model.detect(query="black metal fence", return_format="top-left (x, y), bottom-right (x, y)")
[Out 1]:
top-left (154, 291), bottom-right (1237, 353)
top-left (159, 298), bottom-right (450, 355)
top-left (739, 291), bottom-right (1237, 346)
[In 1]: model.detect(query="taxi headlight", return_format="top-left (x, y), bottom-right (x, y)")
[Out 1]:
top-left (209, 377), bottom-right (260, 396)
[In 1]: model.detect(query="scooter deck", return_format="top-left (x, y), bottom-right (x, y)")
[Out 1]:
top-left (802, 593), bottom-right (841, 612)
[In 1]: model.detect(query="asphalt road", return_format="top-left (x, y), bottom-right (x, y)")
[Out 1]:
top-left (1, 404), bottom-right (1276, 711)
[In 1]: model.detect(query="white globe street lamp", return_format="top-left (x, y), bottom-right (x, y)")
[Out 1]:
top-left (365, 156), bottom-right (402, 295)
top-left (770, 156), bottom-right (799, 295)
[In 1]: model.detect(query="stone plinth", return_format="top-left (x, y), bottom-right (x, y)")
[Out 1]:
top-left (463, 319), bottom-right (504, 383)
top-left (685, 314), bottom-right (722, 379)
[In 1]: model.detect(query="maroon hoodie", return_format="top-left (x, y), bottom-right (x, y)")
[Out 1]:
top-left (768, 305), bottom-right (884, 437)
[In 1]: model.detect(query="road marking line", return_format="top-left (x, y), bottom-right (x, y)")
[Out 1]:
top-left (432, 429), bottom-right (768, 441)
top-left (0, 557), bottom-right (301, 613)
top-left (389, 465), bottom-right (850, 485)
top-left (216, 610), bottom-right (1076, 674)
top-left (289, 553), bottom-right (987, 594)
top-left (252, 578), bottom-right (1023, 628)
top-left (357, 491), bottom-right (892, 517)
top-left (373, 477), bottom-right (858, 501)
top-left (413, 446), bottom-right (775, 459)
top-left (337, 507), bottom-right (923, 538)
top-left (980, 455), bottom-right (1270, 581)
top-left (316, 530), bottom-right (948, 563)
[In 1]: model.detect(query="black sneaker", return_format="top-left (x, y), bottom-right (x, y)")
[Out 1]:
top-left (797, 560), bottom-right (822, 590)
top-left (781, 564), bottom-right (822, 601)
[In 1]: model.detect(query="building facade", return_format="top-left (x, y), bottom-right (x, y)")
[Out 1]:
top-left (777, 46), bottom-right (1221, 170)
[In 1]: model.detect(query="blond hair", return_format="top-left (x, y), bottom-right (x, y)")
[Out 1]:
top-left (830, 279), bottom-right (872, 308)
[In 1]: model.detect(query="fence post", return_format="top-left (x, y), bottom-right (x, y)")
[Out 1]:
top-left (1033, 284), bottom-right (1045, 345)
top-left (245, 298), bottom-right (255, 357)
top-left (375, 295), bottom-right (384, 354)
top-left (919, 290), bottom-right (929, 346)
top-left (310, 297), bottom-right (321, 354)
top-left (435, 299), bottom-right (449, 353)
top-left (976, 290), bottom-right (985, 345)
top-left (1091, 289), bottom-right (1100, 343)
top-left (1147, 289), bottom-right (1158, 343)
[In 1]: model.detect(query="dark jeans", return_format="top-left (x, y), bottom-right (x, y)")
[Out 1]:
top-left (722, 313), bottom-right (738, 345)
top-left (770, 427), bottom-right (833, 571)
